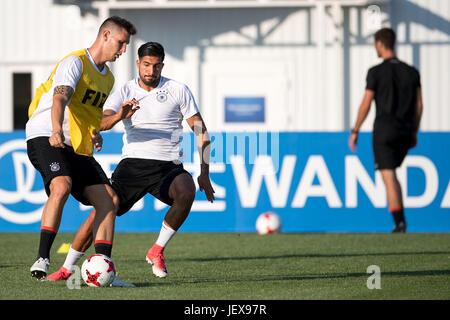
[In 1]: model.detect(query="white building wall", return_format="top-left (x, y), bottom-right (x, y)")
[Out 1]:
top-left (391, 0), bottom-right (450, 132)
top-left (0, 0), bottom-right (449, 132)
top-left (0, 0), bottom-right (100, 131)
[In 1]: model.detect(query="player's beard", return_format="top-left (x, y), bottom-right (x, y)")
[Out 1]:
top-left (140, 74), bottom-right (160, 88)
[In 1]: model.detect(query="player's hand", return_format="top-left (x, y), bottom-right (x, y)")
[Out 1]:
top-left (49, 131), bottom-right (65, 148)
top-left (118, 100), bottom-right (140, 119)
top-left (91, 129), bottom-right (103, 152)
top-left (348, 132), bottom-right (358, 152)
top-left (197, 173), bottom-right (215, 203)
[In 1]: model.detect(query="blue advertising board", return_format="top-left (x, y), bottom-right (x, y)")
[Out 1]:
top-left (0, 131), bottom-right (449, 232)
top-left (224, 97), bottom-right (265, 122)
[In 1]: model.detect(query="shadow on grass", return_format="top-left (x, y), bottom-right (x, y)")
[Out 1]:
top-left (173, 251), bottom-right (450, 263)
top-left (133, 268), bottom-right (450, 288)
top-left (0, 264), bottom-right (25, 269)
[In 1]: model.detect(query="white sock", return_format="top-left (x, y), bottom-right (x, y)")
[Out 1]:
top-left (155, 221), bottom-right (177, 248)
top-left (63, 246), bottom-right (85, 271)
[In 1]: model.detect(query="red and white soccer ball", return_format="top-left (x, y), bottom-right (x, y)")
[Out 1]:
top-left (256, 212), bottom-right (282, 235)
top-left (81, 254), bottom-right (116, 287)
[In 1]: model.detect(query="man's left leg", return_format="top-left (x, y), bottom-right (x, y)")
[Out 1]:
top-left (46, 184), bottom-right (118, 281)
top-left (46, 183), bottom-right (118, 279)
top-left (146, 173), bottom-right (196, 278)
top-left (46, 210), bottom-right (95, 280)
top-left (380, 169), bottom-right (407, 232)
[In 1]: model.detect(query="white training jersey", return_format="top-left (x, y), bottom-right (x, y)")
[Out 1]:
top-left (25, 49), bottom-right (107, 146)
top-left (103, 76), bottom-right (200, 161)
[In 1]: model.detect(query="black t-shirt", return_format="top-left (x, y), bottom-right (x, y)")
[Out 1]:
top-left (366, 58), bottom-right (421, 134)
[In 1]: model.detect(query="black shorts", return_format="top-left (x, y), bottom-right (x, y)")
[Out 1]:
top-left (110, 158), bottom-right (190, 216)
top-left (27, 137), bottom-right (110, 206)
top-left (372, 130), bottom-right (414, 170)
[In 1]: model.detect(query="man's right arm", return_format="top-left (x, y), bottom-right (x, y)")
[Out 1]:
top-left (49, 85), bottom-right (74, 148)
top-left (100, 100), bottom-right (139, 131)
top-left (348, 89), bottom-right (374, 152)
top-left (48, 56), bottom-right (81, 148)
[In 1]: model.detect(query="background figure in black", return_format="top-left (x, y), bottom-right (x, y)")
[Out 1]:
top-left (348, 28), bottom-right (423, 233)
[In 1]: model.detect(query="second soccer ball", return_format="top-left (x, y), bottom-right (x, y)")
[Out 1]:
top-left (256, 212), bottom-right (282, 235)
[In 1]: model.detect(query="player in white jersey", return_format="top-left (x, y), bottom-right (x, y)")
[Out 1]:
top-left (47, 42), bottom-right (215, 282)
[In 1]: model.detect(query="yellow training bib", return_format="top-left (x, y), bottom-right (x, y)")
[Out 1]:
top-left (28, 49), bottom-right (114, 156)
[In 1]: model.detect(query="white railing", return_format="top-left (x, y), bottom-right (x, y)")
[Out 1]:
top-left (90, 0), bottom-right (390, 9)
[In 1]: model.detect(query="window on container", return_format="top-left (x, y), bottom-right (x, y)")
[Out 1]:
top-left (13, 73), bottom-right (32, 130)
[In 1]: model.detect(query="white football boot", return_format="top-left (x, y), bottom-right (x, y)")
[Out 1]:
top-left (110, 274), bottom-right (136, 287)
top-left (30, 257), bottom-right (50, 280)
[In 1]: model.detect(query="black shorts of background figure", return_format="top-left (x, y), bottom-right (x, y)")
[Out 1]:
top-left (372, 130), bottom-right (414, 170)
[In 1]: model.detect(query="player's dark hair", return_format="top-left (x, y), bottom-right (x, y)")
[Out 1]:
top-left (374, 28), bottom-right (396, 50)
top-left (99, 16), bottom-right (137, 36)
top-left (138, 42), bottom-right (165, 61)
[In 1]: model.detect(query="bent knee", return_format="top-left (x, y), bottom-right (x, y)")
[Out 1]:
top-left (49, 178), bottom-right (72, 199)
top-left (96, 197), bottom-right (118, 217)
top-left (112, 194), bottom-right (120, 213)
top-left (86, 185), bottom-right (119, 216)
top-left (174, 188), bottom-right (196, 206)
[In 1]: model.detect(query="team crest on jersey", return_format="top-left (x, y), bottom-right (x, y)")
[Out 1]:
top-left (156, 90), bottom-right (168, 103)
top-left (50, 162), bottom-right (60, 172)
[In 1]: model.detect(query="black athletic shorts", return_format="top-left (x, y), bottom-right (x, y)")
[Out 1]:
top-left (27, 137), bottom-right (110, 206)
top-left (110, 158), bottom-right (190, 216)
top-left (372, 130), bottom-right (414, 170)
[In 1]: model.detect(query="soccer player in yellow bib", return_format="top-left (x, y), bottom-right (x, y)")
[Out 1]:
top-left (26, 16), bottom-right (136, 281)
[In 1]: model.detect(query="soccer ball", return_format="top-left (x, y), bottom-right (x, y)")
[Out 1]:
top-left (256, 212), bottom-right (282, 235)
top-left (81, 254), bottom-right (116, 287)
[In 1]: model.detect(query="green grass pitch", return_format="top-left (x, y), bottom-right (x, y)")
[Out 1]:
top-left (0, 233), bottom-right (449, 300)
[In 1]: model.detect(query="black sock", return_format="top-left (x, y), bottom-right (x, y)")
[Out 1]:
top-left (38, 228), bottom-right (57, 260)
top-left (94, 241), bottom-right (112, 257)
top-left (391, 208), bottom-right (406, 226)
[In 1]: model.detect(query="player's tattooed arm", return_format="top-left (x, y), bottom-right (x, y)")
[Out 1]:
top-left (49, 85), bottom-right (74, 148)
top-left (53, 85), bottom-right (74, 101)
